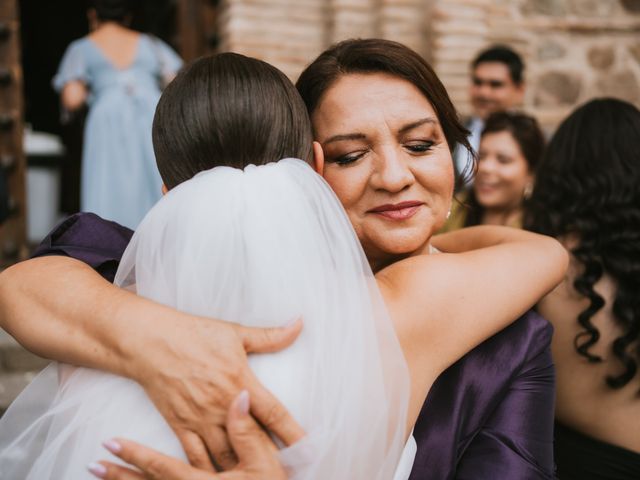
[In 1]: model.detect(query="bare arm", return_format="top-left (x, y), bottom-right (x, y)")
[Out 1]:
top-left (0, 256), bottom-right (304, 470)
top-left (431, 225), bottom-right (533, 253)
top-left (377, 226), bottom-right (568, 420)
top-left (61, 80), bottom-right (88, 111)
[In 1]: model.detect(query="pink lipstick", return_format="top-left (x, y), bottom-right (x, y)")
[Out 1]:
top-left (368, 201), bottom-right (423, 220)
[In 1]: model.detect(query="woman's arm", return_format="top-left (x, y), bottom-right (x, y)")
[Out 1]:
top-left (431, 225), bottom-right (531, 253)
top-left (61, 80), bottom-right (88, 111)
top-left (377, 226), bottom-right (568, 418)
top-left (0, 256), bottom-right (304, 469)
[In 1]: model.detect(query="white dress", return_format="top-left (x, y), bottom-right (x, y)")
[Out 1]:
top-left (0, 159), bottom-right (413, 479)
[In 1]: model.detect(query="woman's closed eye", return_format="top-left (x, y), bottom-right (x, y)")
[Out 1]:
top-left (404, 140), bottom-right (435, 155)
top-left (330, 150), bottom-right (368, 165)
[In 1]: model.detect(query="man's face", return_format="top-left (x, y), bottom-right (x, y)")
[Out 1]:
top-left (470, 62), bottom-right (524, 120)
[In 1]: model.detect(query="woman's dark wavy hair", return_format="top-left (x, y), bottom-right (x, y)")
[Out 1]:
top-left (525, 98), bottom-right (640, 389)
top-left (464, 111), bottom-right (545, 227)
top-left (90, 0), bottom-right (134, 23)
top-left (153, 53), bottom-right (313, 189)
top-left (296, 38), bottom-right (472, 189)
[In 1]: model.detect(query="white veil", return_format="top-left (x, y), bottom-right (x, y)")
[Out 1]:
top-left (0, 159), bottom-right (411, 479)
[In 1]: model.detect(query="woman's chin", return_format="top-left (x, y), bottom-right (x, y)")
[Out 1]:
top-left (373, 237), bottom-right (430, 259)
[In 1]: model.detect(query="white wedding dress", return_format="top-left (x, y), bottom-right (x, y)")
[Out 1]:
top-left (0, 159), bottom-right (413, 479)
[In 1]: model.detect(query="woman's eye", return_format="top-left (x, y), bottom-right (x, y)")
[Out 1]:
top-left (405, 141), bottom-right (434, 154)
top-left (333, 151), bottom-right (365, 165)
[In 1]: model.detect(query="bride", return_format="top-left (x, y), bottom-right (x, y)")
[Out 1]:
top-left (0, 52), bottom-right (566, 479)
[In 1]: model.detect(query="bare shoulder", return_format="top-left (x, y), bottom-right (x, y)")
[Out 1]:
top-left (376, 252), bottom-right (467, 304)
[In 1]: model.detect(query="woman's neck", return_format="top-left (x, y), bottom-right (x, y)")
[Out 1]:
top-left (368, 242), bottom-right (433, 274)
top-left (480, 206), bottom-right (523, 227)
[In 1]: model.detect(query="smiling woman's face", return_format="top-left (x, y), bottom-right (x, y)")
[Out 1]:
top-left (311, 73), bottom-right (454, 270)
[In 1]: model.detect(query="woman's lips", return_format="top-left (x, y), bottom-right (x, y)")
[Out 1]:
top-left (368, 201), bottom-right (423, 220)
top-left (475, 180), bottom-right (499, 195)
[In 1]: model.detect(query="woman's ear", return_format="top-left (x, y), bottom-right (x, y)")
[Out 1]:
top-left (161, 184), bottom-right (168, 195)
top-left (312, 141), bottom-right (325, 176)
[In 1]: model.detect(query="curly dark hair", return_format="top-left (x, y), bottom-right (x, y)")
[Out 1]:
top-left (525, 98), bottom-right (640, 389)
top-left (463, 111), bottom-right (545, 227)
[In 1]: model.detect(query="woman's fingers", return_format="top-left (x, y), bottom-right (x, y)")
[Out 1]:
top-left (176, 429), bottom-right (216, 471)
top-left (226, 391), bottom-right (287, 479)
top-left (88, 461), bottom-right (145, 480)
top-left (236, 319), bottom-right (305, 446)
top-left (204, 426), bottom-right (238, 470)
top-left (238, 318), bottom-right (303, 354)
top-left (139, 315), bottom-right (302, 470)
top-left (90, 393), bottom-right (287, 480)
top-left (91, 439), bottom-right (215, 480)
top-left (244, 370), bottom-right (305, 446)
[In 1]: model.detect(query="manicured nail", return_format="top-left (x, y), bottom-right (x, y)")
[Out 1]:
top-left (237, 390), bottom-right (250, 415)
top-left (87, 462), bottom-right (107, 478)
top-left (103, 439), bottom-right (122, 454)
top-left (285, 316), bottom-right (301, 328)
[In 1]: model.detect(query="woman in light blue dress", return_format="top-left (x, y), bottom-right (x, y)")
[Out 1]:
top-left (53, 0), bottom-right (182, 229)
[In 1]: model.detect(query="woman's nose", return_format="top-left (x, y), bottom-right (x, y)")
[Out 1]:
top-left (477, 157), bottom-right (495, 174)
top-left (371, 147), bottom-right (414, 193)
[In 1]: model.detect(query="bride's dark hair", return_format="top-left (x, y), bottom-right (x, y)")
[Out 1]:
top-left (525, 98), bottom-right (640, 389)
top-left (153, 53), bottom-right (314, 189)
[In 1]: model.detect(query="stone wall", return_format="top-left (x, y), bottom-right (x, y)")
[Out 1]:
top-left (218, 0), bottom-right (640, 131)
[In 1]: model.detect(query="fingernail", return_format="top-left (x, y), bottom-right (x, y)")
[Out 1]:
top-left (103, 439), bottom-right (122, 454)
top-left (237, 390), bottom-right (250, 415)
top-left (87, 462), bottom-right (107, 478)
top-left (285, 316), bottom-right (301, 328)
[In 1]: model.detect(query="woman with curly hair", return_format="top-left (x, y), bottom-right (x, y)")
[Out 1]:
top-left (526, 98), bottom-right (640, 479)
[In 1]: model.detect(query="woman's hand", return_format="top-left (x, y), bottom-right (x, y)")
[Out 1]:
top-left (88, 392), bottom-right (287, 480)
top-left (61, 80), bottom-right (88, 111)
top-left (132, 313), bottom-right (305, 471)
top-left (0, 256), bottom-right (304, 473)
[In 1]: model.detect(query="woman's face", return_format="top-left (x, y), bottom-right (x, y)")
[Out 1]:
top-left (474, 130), bottom-right (532, 211)
top-left (311, 73), bottom-right (454, 269)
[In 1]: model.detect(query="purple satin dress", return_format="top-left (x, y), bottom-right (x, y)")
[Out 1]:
top-left (34, 213), bottom-right (556, 479)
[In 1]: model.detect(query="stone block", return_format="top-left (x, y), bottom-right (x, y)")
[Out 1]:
top-left (587, 46), bottom-right (615, 70)
top-left (537, 40), bottom-right (567, 60)
top-left (621, 0), bottom-right (640, 13)
top-left (628, 43), bottom-right (640, 65)
top-left (521, 0), bottom-right (568, 16)
top-left (596, 70), bottom-right (640, 104)
top-left (535, 71), bottom-right (582, 106)
top-left (568, 0), bottom-right (617, 16)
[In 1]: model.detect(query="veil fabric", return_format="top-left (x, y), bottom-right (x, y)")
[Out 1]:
top-left (0, 159), bottom-right (411, 479)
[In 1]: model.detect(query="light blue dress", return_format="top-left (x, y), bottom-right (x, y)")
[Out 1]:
top-left (53, 34), bottom-right (182, 229)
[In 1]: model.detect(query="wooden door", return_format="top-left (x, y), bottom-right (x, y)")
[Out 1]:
top-left (176, 0), bottom-right (221, 61)
top-left (0, 0), bottom-right (27, 266)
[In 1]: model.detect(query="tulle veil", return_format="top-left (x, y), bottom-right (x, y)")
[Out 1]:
top-left (0, 158), bottom-right (411, 479)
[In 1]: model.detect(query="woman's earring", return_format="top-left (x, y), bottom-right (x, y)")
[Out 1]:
top-left (446, 209), bottom-right (451, 220)
top-left (523, 183), bottom-right (533, 200)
